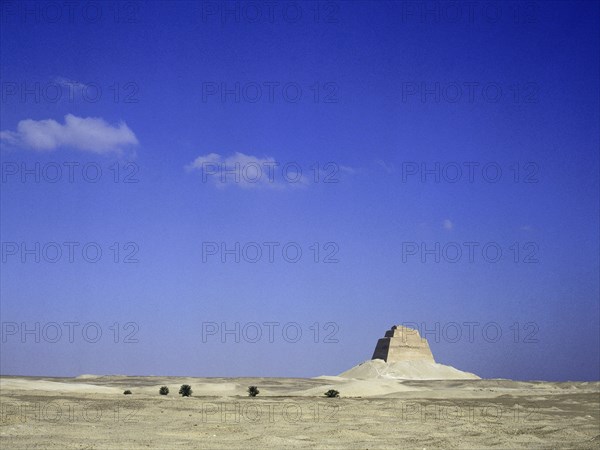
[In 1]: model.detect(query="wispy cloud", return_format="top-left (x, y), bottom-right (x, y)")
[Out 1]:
top-left (186, 152), bottom-right (311, 189)
top-left (374, 159), bottom-right (395, 174)
top-left (0, 114), bottom-right (138, 155)
top-left (443, 219), bottom-right (454, 230)
top-left (53, 76), bottom-right (89, 92)
top-left (339, 165), bottom-right (357, 175)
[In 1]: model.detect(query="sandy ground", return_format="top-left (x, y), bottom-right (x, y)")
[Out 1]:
top-left (1, 374), bottom-right (599, 449)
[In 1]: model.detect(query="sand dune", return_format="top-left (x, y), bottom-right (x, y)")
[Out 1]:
top-left (0, 378), bottom-right (121, 394)
top-left (294, 376), bottom-right (422, 397)
top-left (338, 358), bottom-right (481, 381)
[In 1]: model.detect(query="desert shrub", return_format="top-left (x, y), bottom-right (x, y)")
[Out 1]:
top-left (159, 386), bottom-right (169, 395)
top-left (123, 390), bottom-right (132, 395)
top-left (324, 389), bottom-right (339, 398)
top-left (179, 384), bottom-right (192, 397)
top-left (248, 386), bottom-right (259, 397)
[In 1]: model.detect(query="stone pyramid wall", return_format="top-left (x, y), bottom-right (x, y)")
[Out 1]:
top-left (371, 325), bottom-right (435, 363)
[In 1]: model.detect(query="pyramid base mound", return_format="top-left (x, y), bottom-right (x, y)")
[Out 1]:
top-left (339, 359), bottom-right (480, 380)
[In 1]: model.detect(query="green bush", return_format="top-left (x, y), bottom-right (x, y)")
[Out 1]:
top-left (123, 390), bottom-right (132, 395)
top-left (324, 389), bottom-right (339, 398)
top-left (159, 386), bottom-right (169, 395)
top-left (179, 384), bottom-right (192, 397)
top-left (247, 386), bottom-right (259, 397)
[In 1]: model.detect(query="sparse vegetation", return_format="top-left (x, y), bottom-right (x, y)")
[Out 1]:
top-left (248, 386), bottom-right (259, 397)
top-left (159, 386), bottom-right (169, 395)
top-left (123, 390), bottom-right (132, 395)
top-left (324, 389), bottom-right (339, 398)
top-left (179, 384), bottom-right (192, 397)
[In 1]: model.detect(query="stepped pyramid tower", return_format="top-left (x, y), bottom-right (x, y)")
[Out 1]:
top-left (371, 325), bottom-right (435, 363)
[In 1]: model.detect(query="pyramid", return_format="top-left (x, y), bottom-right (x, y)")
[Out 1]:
top-left (371, 325), bottom-right (435, 363)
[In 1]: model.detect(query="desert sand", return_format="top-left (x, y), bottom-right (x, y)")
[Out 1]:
top-left (1, 368), bottom-right (599, 449)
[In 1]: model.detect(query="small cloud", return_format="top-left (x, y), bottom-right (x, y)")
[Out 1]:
top-left (185, 152), bottom-right (222, 170)
top-left (0, 114), bottom-right (138, 155)
top-left (443, 219), bottom-right (454, 230)
top-left (186, 152), bottom-right (308, 189)
top-left (339, 165), bottom-right (357, 175)
top-left (374, 159), bottom-right (395, 173)
top-left (53, 76), bottom-right (89, 92)
top-left (520, 225), bottom-right (533, 231)
top-left (187, 152), bottom-right (357, 189)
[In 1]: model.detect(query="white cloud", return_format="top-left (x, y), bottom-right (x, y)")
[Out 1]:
top-left (339, 165), bottom-right (357, 175)
top-left (185, 152), bottom-right (223, 169)
top-left (186, 152), bottom-right (313, 189)
top-left (0, 114), bottom-right (138, 154)
top-left (53, 76), bottom-right (89, 92)
top-left (186, 152), bottom-right (358, 189)
top-left (443, 219), bottom-right (454, 230)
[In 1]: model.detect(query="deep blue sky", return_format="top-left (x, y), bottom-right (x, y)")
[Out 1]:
top-left (1, 0), bottom-right (598, 381)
